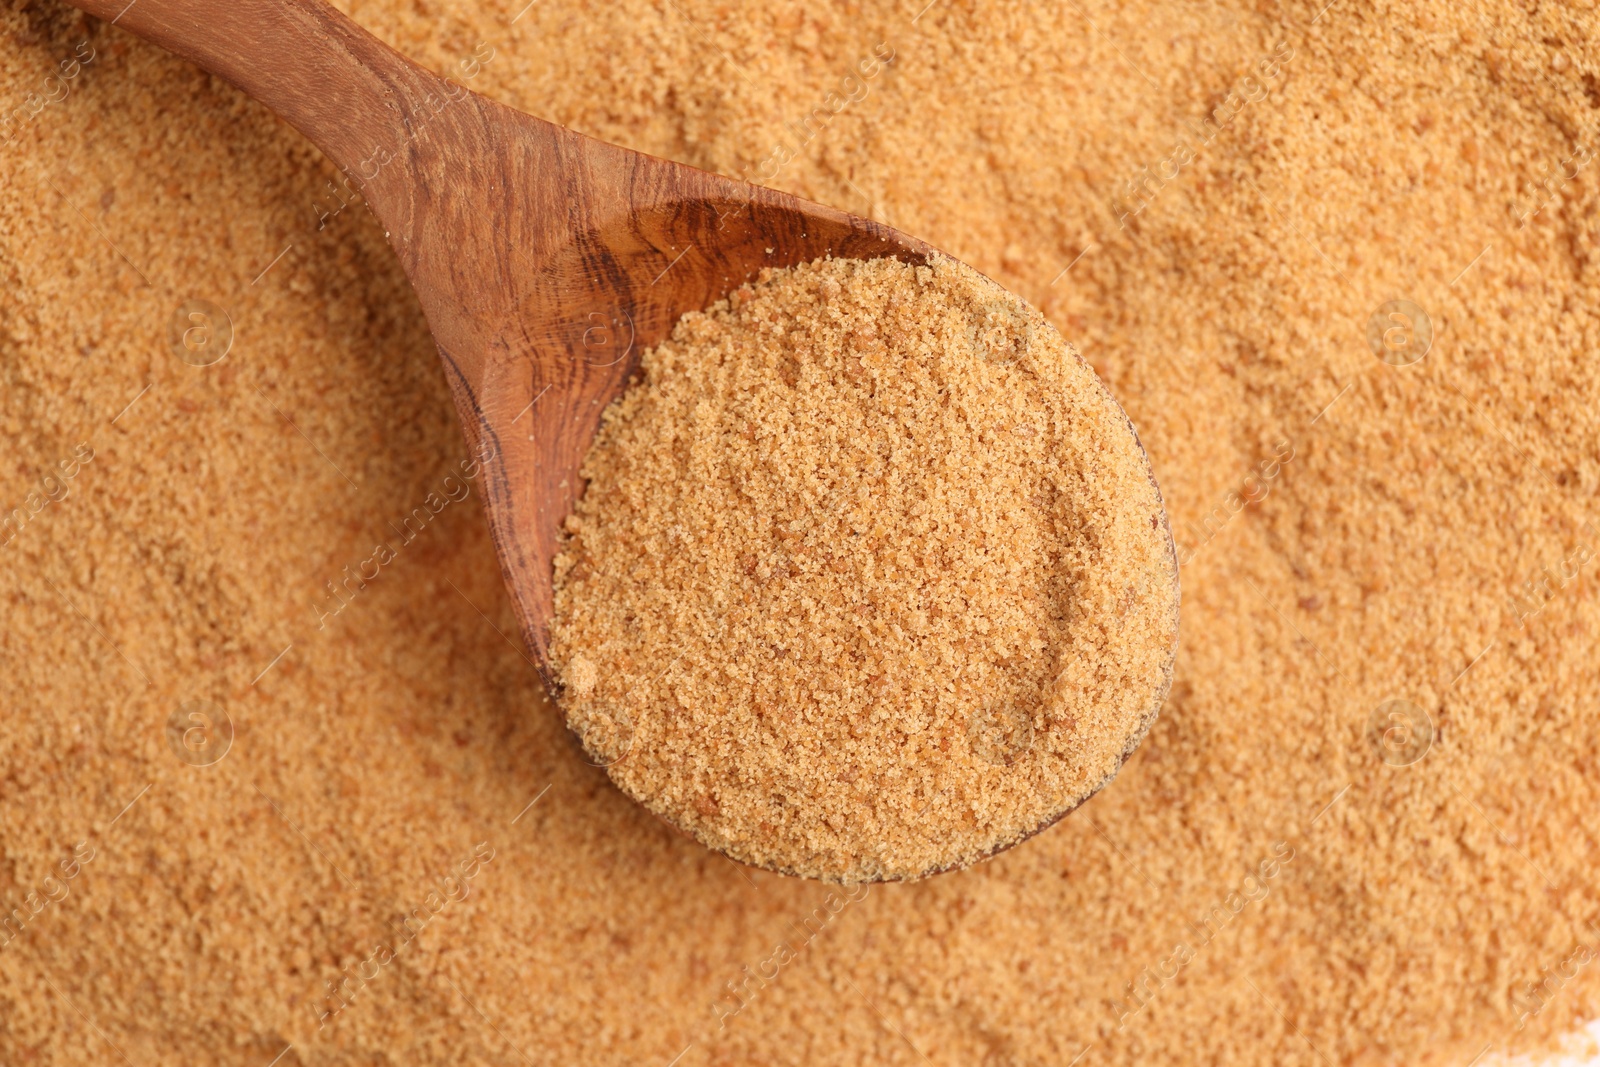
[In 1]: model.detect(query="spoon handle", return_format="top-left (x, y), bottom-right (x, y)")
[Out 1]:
top-left (66, 0), bottom-right (445, 191)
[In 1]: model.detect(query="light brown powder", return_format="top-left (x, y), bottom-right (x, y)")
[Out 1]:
top-left (550, 254), bottom-right (1178, 881)
top-left (4, 0), bottom-right (1600, 1064)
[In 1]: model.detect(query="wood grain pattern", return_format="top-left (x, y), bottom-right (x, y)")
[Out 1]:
top-left (69, 0), bottom-right (932, 683)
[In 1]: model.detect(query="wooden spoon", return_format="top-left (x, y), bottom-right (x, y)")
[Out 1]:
top-left (71, 0), bottom-right (1175, 879)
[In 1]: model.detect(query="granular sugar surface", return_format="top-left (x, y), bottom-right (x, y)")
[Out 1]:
top-left (550, 255), bottom-right (1178, 882)
top-left (4, 0), bottom-right (1600, 1065)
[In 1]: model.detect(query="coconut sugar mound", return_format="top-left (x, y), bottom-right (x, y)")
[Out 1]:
top-left (8, 0), bottom-right (1600, 1065)
top-left (549, 255), bottom-right (1178, 881)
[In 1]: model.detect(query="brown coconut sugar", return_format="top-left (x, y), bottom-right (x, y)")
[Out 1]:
top-left (4, 0), bottom-right (1600, 1065)
top-left (549, 254), bottom-right (1178, 882)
